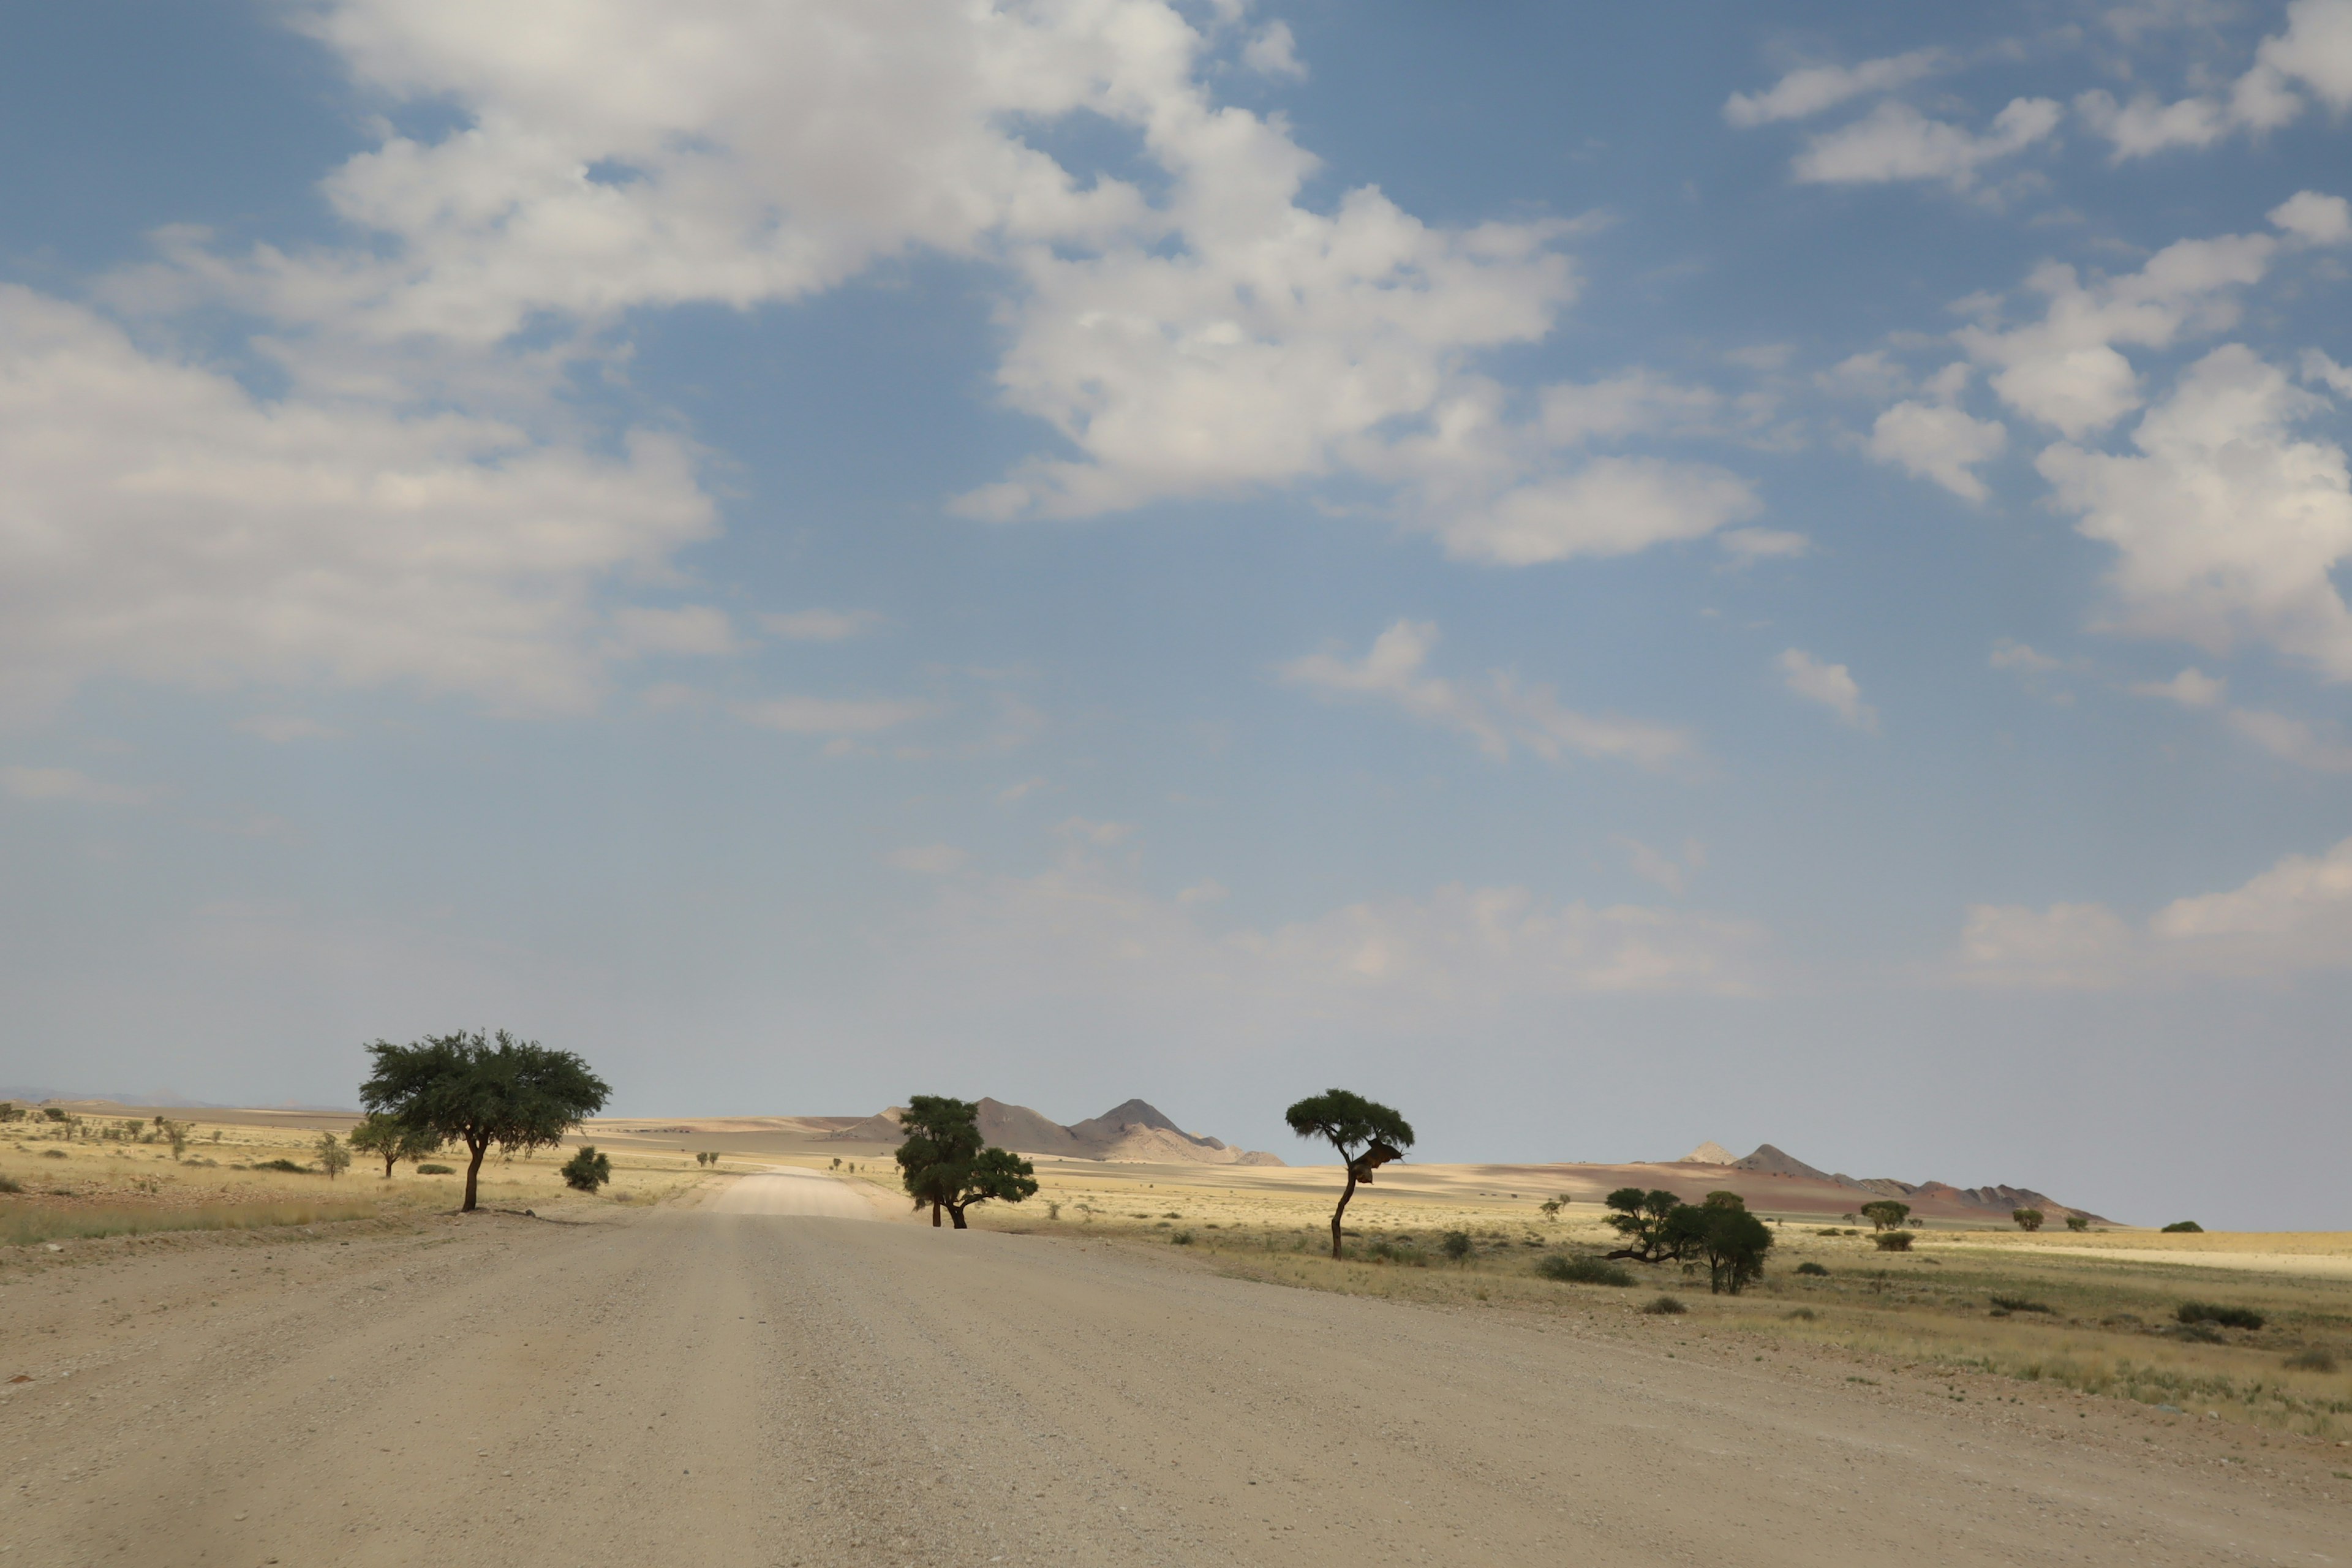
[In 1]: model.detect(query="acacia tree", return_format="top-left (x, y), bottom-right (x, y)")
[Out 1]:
top-left (1602, 1188), bottom-right (1705, 1262)
top-left (360, 1030), bottom-right (610, 1212)
top-left (1284, 1089), bottom-right (1415, 1260)
top-left (1860, 1199), bottom-right (1912, 1232)
top-left (1693, 1191), bottom-right (1774, 1294)
top-left (894, 1095), bottom-right (1038, 1228)
top-left (316, 1130), bottom-right (352, 1179)
top-left (2011, 1207), bottom-right (2045, 1232)
top-left (349, 1113), bottom-right (440, 1177)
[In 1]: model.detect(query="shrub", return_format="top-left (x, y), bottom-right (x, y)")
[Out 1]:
top-left (2065, 1214), bottom-right (2090, 1232)
top-left (0, 1175), bottom-right (20, 1194)
top-left (2011, 1208), bottom-right (2044, 1232)
top-left (416, 1163), bottom-right (454, 1175)
top-left (41, 1149), bottom-right (67, 1160)
top-left (2176, 1322), bottom-right (2224, 1344)
top-left (560, 1146), bottom-right (612, 1193)
top-left (2285, 1347), bottom-right (2337, 1373)
top-left (1640, 1294), bottom-right (1687, 1316)
top-left (2177, 1302), bottom-right (2264, 1330)
top-left (1990, 1295), bottom-right (2054, 1314)
top-left (2161, 1220), bottom-right (2203, 1234)
top-left (1785, 1307), bottom-right (1817, 1321)
top-left (1536, 1253), bottom-right (1635, 1287)
top-left (1872, 1231), bottom-right (1915, 1252)
top-left (252, 1158), bottom-right (307, 1173)
top-left (1171, 1229), bottom-right (1195, 1246)
top-left (1441, 1230), bottom-right (1472, 1262)
top-left (1795, 1261), bottom-right (1830, 1276)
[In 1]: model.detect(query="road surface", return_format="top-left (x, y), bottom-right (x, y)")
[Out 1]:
top-left (3, 1177), bottom-right (2342, 1566)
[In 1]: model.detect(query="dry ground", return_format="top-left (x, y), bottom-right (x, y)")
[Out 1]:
top-left (5, 1165), bottom-right (2350, 1567)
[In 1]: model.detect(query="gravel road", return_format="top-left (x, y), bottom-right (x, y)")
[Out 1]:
top-left (4, 1177), bottom-right (2342, 1566)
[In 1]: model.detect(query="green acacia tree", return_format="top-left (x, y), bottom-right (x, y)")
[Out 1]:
top-left (561, 1147), bottom-right (612, 1192)
top-left (2011, 1207), bottom-right (2045, 1232)
top-left (1284, 1089), bottom-right (1415, 1261)
top-left (316, 1130), bottom-right (352, 1179)
top-left (1860, 1199), bottom-right (1912, 1232)
top-left (1602, 1188), bottom-right (1705, 1263)
top-left (894, 1095), bottom-right (1038, 1228)
top-left (1693, 1191), bottom-right (1773, 1294)
top-left (349, 1113), bottom-right (441, 1178)
top-left (359, 1030), bottom-right (610, 1212)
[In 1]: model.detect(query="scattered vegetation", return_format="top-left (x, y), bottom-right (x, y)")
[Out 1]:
top-left (1795, 1261), bottom-right (1830, 1276)
top-left (2285, 1348), bottom-right (2337, 1373)
top-left (1640, 1294), bottom-right (1687, 1316)
top-left (1873, 1231), bottom-right (1915, 1252)
top-left (1989, 1295), bottom-right (2054, 1314)
top-left (1441, 1229), bottom-right (1472, 1263)
top-left (1536, 1252), bottom-right (1635, 1287)
top-left (251, 1158), bottom-right (307, 1174)
top-left (2162, 1220), bottom-right (2204, 1234)
top-left (1284, 1088), bottom-right (1415, 1261)
top-left (349, 1113), bottom-right (442, 1177)
top-left (2177, 1302), bottom-right (2265, 1331)
top-left (1860, 1200), bottom-right (1912, 1232)
top-left (2, 1199), bottom-right (378, 1247)
top-left (415, 1163), bottom-right (454, 1175)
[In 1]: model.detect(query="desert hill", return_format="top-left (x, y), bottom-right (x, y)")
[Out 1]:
top-left (1672, 1140), bottom-right (2111, 1225)
top-left (826, 1097), bottom-right (1284, 1167)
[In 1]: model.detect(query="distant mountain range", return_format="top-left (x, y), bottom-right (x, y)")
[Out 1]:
top-left (1676, 1140), bottom-right (2109, 1225)
top-left (831, 1097), bottom-right (1285, 1166)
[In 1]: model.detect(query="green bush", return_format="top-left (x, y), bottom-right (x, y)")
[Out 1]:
top-left (1795, 1261), bottom-right (1829, 1276)
top-left (2285, 1347), bottom-right (2337, 1372)
top-left (1536, 1253), bottom-right (1635, 1287)
top-left (1441, 1230), bottom-right (1472, 1262)
top-left (415, 1163), bottom-right (454, 1175)
top-left (2177, 1302), bottom-right (2264, 1330)
top-left (252, 1158), bottom-right (307, 1173)
top-left (1785, 1307), bottom-right (1817, 1321)
top-left (1990, 1295), bottom-right (2054, 1314)
top-left (560, 1146), bottom-right (612, 1193)
top-left (1171, 1229), bottom-right (1196, 1246)
top-left (40, 1149), bottom-right (67, 1160)
top-left (0, 1175), bottom-right (21, 1194)
top-left (1872, 1231), bottom-right (1915, 1252)
top-left (2161, 1220), bottom-right (2203, 1234)
top-left (1640, 1294), bottom-right (1687, 1316)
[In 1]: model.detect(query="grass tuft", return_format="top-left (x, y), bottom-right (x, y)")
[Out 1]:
top-left (1536, 1252), bottom-right (1635, 1287)
top-left (2, 1199), bottom-right (379, 1247)
top-left (1640, 1294), bottom-right (1687, 1316)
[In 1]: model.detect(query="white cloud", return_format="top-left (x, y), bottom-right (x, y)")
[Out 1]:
top-left (1868, 393), bottom-right (2007, 500)
top-left (1615, 835), bottom-right (1705, 895)
top-left (2223, 707), bottom-right (2352, 771)
top-left (733, 695), bottom-right (937, 734)
top-left (2078, 0), bottom-right (2352, 157)
top-left (1792, 97), bottom-right (2062, 190)
top-left (2304, 349), bottom-right (2352, 396)
top-left (2039, 345), bottom-right (2352, 680)
top-left (1956, 832), bottom-right (2352, 986)
top-left (0, 287), bottom-right (713, 714)
top-left (1989, 638), bottom-right (2064, 674)
top-left (1776, 649), bottom-right (1877, 730)
top-left (1719, 527), bottom-right (1812, 562)
top-left (2270, 189), bottom-right (2352, 246)
top-left (1241, 20), bottom-right (1305, 78)
top-left (886, 843), bottom-right (970, 875)
top-left (1281, 620), bottom-right (1694, 769)
top-left (1722, 50), bottom-right (1947, 127)
top-left (1428, 458), bottom-right (1759, 567)
top-left (761, 608), bottom-right (882, 643)
top-left (0, 766), bottom-right (149, 806)
top-left (1175, 878), bottom-right (1229, 905)
top-left (2130, 666), bottom-right (2226, 707)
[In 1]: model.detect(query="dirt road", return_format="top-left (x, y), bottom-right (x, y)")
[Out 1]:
top-left (4, 1180), bottom-right (2343, 1566)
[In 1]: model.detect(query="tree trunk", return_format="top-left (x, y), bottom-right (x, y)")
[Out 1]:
top-left (381, 1155), bottom-right (396, 1178)
top-left (930, 1197), bottom-right (942, 1227)
top-left (948, 1204), bottom-right (968, 1229)
top-left (1329, 1167), bottom-right (1358, 1261)
top-left (462, 1138), bottom-right (488, 1212)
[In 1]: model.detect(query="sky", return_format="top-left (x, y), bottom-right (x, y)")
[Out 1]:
top-left (4, 1), bottom-right (2352, 1227)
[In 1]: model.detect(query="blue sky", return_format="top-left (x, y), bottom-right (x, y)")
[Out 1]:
top-left (6, 1), bottom-right (2352, 1226)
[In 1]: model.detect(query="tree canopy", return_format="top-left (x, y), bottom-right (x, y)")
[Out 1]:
top-left (1601, 1188), bottom-right (1705, 1264)
top-left (894, 1095), bottom-right (1038, 1228)
top-left (360, 1030), bottom-right (609, 1212)
top-left (349, 1113), bottom-right (441, 1178)
top-left (2011, 1207), bottom-right (2045, 1232)
top-left (1859, 1199), bottom-right (1912, 1232)
top-left (1284, 1088), bottom-right (1415, 1260)
top-left (1692, 1191), bottom-right (1773, 1294)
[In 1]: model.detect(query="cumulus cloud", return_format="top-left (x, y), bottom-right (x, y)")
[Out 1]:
top-left (2039, 345), bottom-right (2352, 680)
top-left (0, 286), bottom-right (712, 714)
top-left (2077, 0), bottom-right (2352, 158)
top-left (2130, 667), bottom-right (2226, 707)
top-left (1722, 50), bottom-right (1948, 128)
top-left (1281, 620), bottom-right (1694, 769)
top-left (0, 766), bottom-right (149, 806)
top-left (1868, 383), bottom-right (2007, 500)
top-left (1241, 20), bottom-right (1305, 78)
top-left (1954, 832), bottom-right (2352, 985)
top-left (1776, 649), bottom-right (1876, 730)
top-left (1792, 97), bottom-right (2062, 190)
top-left (1425, 458), bottom-right (1760, 567)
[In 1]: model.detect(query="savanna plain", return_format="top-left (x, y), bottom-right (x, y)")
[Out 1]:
top-left (5, 1109), bottom-right (2351, 1566)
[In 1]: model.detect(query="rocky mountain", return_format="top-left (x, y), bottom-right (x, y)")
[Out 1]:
top-left (1672, 1140), bottom-right (2109, 1224)
top-left (828, 1097), bottom-right (1284, 1166)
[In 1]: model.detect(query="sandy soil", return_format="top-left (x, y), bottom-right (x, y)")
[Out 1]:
top-left (4, 1179), bottom-right (2345, 1567)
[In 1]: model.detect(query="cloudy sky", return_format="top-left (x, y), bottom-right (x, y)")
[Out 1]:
top-left (7, 1), bottom-right (2352, 1226)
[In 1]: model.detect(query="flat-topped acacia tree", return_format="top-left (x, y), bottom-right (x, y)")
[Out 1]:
top-left (1284, 1088), bottom-right (1414, 1261)
top-left (360, 1030), bottom-right (609, 1212)
top-left (895, 1095), bottom-right (1038, 1228)
top-left (348, 1112), bottom-right (441, 1178)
